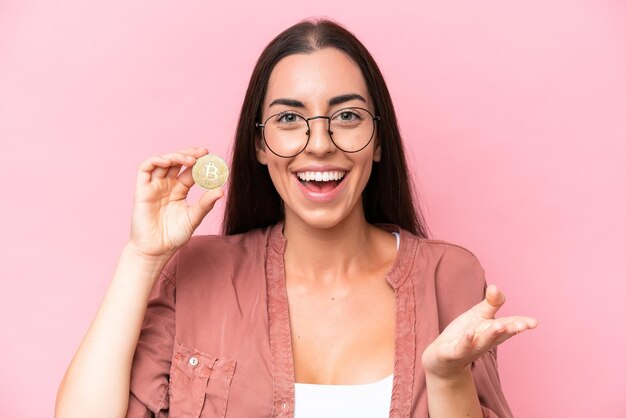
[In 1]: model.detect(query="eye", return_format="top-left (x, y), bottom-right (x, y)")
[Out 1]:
top-left (341, 111), bottom-right (357, 120)
top-left (275, 112), bottom-right (302, 124)
top-left (333, 108), bottom-right (364, 124)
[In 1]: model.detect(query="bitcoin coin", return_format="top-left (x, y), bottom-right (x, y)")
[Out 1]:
top-left (192, 154), bottom-right (229, 190)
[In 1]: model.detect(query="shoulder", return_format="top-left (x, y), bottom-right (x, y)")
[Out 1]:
top-left (162, 226), bottom-right (274, 283)
top-left (377, 224), bottom-right (484, 282)
top-left (382, 222), bottom-right (483, 274)
top-left (413, 237), bottom-right (487, 326)
top-left (415, 237), bottom-right (486, 292)
top-left (415, 238), bottom-right (484, 275)
top-left (182, 226), bottom-right (271, 258)
top-left (390, 227), bottom-right (487, 319)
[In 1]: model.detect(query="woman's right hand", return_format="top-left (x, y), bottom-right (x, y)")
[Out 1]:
top-left (129, 147), bottom-right (224, 258)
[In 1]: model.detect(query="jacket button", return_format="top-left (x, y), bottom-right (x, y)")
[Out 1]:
top-left (188, 356), bottom-right (199, 366)
top-left (281, 401), bottom-right (289, 412)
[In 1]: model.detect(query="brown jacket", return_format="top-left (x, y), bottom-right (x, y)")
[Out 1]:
top-left (127, 223), bottom-right (512, 417)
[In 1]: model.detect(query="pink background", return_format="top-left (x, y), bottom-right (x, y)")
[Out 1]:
top-left (1, 1), bottom-right (625, 416)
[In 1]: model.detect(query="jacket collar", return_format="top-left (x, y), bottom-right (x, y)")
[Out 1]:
top-left (267, 221), bottom-right (419, 290)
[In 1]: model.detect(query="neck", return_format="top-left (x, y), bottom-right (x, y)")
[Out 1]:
top-left (282, 207), bottom-right (386, 286)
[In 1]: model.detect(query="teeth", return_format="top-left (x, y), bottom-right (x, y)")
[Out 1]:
top-left (296, 171), bottom-right (346, 182)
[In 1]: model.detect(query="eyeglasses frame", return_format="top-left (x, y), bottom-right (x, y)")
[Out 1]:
top-left (255, 106), bottom-right (381, 158)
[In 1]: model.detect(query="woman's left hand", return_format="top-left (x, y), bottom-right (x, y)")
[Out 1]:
top-left (421, 284), bottom-right (538, 380)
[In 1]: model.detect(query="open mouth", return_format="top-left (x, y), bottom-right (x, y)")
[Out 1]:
top-left (295, 170), bottom-right (347, 193)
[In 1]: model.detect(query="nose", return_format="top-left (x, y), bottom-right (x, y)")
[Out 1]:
top-left (304, 116), bottom-right (335, 156)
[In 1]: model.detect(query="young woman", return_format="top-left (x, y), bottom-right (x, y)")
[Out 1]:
top-left (56, 19), bottom-right (537, 418)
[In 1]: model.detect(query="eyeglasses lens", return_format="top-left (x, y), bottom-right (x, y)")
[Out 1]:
top-left (262, 107), bottom-right (376, 157)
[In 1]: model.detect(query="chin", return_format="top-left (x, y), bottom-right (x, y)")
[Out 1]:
top-left (285, 202), bottom-right (362, 231)
top-left (300, 216), bottom-right (343, 230)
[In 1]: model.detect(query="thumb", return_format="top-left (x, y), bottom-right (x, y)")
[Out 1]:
top-left (188, 188), bottom-right (224, 229)
top-left (478, 284), bottom-right (506, 319)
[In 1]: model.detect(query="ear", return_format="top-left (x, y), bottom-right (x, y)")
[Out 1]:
top-left (373, 138), bottom-right (382, 162)
top-left (256, 135), bottom-right (268, 165)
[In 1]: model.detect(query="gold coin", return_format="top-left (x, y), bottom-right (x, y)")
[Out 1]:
top-left (192, 154), bottom-right (229, 190)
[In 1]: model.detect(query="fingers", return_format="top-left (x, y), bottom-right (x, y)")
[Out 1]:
top-left (136, 156), bottom-right (172, 185)
top-left (453, 329), bottom-right (477, 358)
top-left (164, 148), bottom-right (210, 180)
top-left (187, 188), bottom-right (224, 229)
top-left (137, 147), bottom-right (208, 186)
top-left (154, 150), bottom-right (201, 180)
top-left (174, 165), bottom-right (196, 190)
top-left (462, 316), bottom-right (539, 355)
top-left (478, 284), bottom-right (506, 319)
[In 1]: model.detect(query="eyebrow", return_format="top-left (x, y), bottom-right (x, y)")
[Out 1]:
top-left (268, 93), bottom-right (367, 108)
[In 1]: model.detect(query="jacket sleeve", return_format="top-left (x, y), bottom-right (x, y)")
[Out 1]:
top-left (434, 245), bottom-right (513, 418)
top-left (126, 252), bottom-right (179, 417)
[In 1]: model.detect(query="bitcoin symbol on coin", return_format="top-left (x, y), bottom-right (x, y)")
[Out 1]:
top-left (203, 162), bottom-right (219, 180)
top-left (192, 154), bottom-right (229, 189)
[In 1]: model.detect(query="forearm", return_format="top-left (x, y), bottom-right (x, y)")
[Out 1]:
top-left (55, 243), bottom-right (173, 418)
top-left (425, 368), bottom-right (483, 418)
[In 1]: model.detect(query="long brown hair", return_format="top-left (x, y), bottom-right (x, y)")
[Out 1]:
top-left (222, 18), bottom-right (428, 238)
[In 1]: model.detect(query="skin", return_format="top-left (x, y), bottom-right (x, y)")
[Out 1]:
top-left (56, 148), bottom-right (223, 417)
top-left (55, 47), bottom-right (537, 418)
top-left (257, 48), bottom-right (539, 415)
top-left (257, 48), bottom-right (397, 384)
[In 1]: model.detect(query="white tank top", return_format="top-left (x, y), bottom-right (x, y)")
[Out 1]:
top-left (293, 232), bottom-right (400, 417)
top-left (294, 373), bottom-right (394, 417)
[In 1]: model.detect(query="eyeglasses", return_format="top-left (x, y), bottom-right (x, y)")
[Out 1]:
top-left (255, 107), bottom-right (381, 158)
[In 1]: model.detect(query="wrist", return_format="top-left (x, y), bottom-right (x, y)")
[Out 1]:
top-left (122, 242), bottom-right (174, 271)
top-left (424, 366), bottom-right (473, 389)
top-left (424, 365), bottom-right (482, 417)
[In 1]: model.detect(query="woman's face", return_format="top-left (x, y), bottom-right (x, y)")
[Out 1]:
top-left (257, 47), bottom-right (381, 230)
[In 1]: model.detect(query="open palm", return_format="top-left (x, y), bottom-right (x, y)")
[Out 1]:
top-left (422, 285), bottom-right (538, 379)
